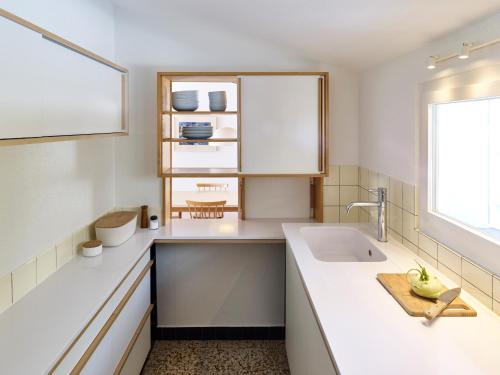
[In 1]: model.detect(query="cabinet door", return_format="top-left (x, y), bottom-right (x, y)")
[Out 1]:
top-left (286, 245), bottom-right (338, 374)
top-left (240, 75), bottom-right (322, 174)
top-left (0, 16), bottom-right (45, 138)
top-left (0, 13), bottom-right (125, 142)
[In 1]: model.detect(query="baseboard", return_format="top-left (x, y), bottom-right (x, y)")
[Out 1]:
top-left (154, 326), bottom-right (285, 340)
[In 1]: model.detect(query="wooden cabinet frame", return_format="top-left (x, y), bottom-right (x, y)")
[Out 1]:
top-left (157, 72), bottom-right (329, 222)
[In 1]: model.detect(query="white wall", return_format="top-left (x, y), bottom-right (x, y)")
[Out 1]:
top-left (360, 12), bottom-right (500, 184)
top-left (113, 6), bottom-right (359, 212)
top-left (359, 12), bottom-right (500, 273)
top-left (0, 0), bottom-right (117, 277)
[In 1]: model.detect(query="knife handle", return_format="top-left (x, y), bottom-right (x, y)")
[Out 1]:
top-left (424, 300), bottom-right (448, 320)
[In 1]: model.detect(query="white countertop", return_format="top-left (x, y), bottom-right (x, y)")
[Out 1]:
top-left (0, 219), bottom-right (288, 374)
top-left (282, 223), bottom-right (500, 375)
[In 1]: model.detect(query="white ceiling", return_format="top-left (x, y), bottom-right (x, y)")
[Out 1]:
top-left (112, 0), bottom-right (500, 69)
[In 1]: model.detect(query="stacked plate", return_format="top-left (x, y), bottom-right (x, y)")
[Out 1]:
top-left (181, 122), bottom-right (213, 139)
top-left (208, 91), bottom-right (227, 112)
top-left (172, 90), bottom-right (199, 111)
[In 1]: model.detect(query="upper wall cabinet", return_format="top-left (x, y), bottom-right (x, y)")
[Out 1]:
top-left (0, 9), bottom-right (128, 146)
top-left (240, 75), bottom-right (326, 174)
top-left (157, 72), bottom-right (328, 177)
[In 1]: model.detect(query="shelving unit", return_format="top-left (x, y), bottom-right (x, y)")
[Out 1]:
top-left (157, 72), bottom-right (329, 223)
top-left (163, 111), bottom-right (238, 115)
top-left (163, 138), bottom-right (238, 143)
top-left (157, 73), bottom-right (242, 220)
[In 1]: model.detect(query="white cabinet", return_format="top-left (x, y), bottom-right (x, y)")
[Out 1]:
top-left (240, 75), bottom-right (325, 174)
top-left (53, 250), bottom-right (152, 375)
top-left (81, 269), bottom-right (151, 375)
top-left (286, 244), bottom-right (338, 375)
top-left (0, 10), bottom-right (127, 144)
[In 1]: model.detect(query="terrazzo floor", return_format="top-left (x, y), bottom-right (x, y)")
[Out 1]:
top-left (141, 340), bottom-right (291, 375)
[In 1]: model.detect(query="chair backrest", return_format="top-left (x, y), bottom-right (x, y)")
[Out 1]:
top-left (186, 200), bottom-right (226, 219)
top-left (196, 183), bottom-right (228, 191)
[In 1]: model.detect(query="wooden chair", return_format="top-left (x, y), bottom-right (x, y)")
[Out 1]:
top-left (186, 200), bottom-right (226, 219)
top-left (196, 183), bottom-right (229, 191)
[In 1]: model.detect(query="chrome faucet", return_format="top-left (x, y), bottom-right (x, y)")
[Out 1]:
top-left (346, 187), bottom-right (387, 242)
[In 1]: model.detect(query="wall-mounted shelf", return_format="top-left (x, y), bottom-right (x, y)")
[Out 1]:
top-left (163, 168), bottom-right (240, 177)
top-left (163, 138), bottom-right (238, 143)
top-left (164, 111), bottom-right (238, 115)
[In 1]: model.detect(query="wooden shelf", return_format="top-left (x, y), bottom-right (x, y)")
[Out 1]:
top-left (163, 111), bottom-right (238, 115)
top-left (163, 138), bottom-right (237, 143)
top-left (163, 168), bottom-right (240, 177)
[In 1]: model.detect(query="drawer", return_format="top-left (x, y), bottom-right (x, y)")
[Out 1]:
top-left (118, 315), bottom-right (152, 375)
top-left (53, 249), bottom-right (152, 374)
top-left (80, 270), bottom-right (151, 374)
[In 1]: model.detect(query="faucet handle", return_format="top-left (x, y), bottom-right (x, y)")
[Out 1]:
top-left (368, 187), bottom-right (387, 201)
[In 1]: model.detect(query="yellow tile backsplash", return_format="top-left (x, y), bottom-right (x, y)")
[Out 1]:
top-left (0, 273), bottom-right (12, 314)
top-left (389, 177), bottom-right (403, 207)
top-left (437, 263), bottom-right (461, 287)
top-left (56, 236), bottom-right (74, 269)
top-left (340, 206), bottom-right (359, 223)
top-left (462, 279), bottom-right (492, 309)
top-left (493, 300), bottom-right (500, 315)
top-left (0, 208), bottom-right (117, 315)
top-left (323, 186), bottom-right (340, 205)
top-left (389, 203), bottom-right (403, 235)
top-left (12, 259), bottom-right (36, 303)
top-left (339, 165), bottom-right (359, 185)
top-left (36, 247), bottom-right (57, 284)
top-left (325, 164), bottom-right (500, 315)
top-left (402, 183), bottom-right (415, 214)
top-left (324, 165), bottom-right (340, 185)
top-left (339, 186), bottom-right (359, 205)
top-left (323, 206), bottom-right (340, 223)
top-left (402, 210), bottom-right (418, 245)
top-left (494, 277), bottom-right (500, 302)
top-left (73, 225), bottom-right (92, 256)
top-left (437, 245), bottom-right (461, 275)
top-left (462, 260), bottom-right (492, 296)
top-left (418, 233), bottom-right (438, 259)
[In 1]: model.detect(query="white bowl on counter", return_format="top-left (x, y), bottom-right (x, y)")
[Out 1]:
top-left (95, 211), bottom-right (138, 247)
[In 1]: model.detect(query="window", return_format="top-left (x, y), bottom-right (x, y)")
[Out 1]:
top-left (429, 97), bottom-right (500, 240)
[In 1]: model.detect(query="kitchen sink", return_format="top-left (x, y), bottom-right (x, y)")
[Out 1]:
top-left (300, 226), bottom-right (387, 262)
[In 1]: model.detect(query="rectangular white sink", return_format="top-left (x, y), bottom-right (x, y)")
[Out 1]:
top-left (300, 226), bottom-right (387, 262)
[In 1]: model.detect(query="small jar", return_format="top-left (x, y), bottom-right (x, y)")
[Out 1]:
top-left (149, 215), bottom-right (159, 230)
top-left (82, 240), bottom-right (103, 257)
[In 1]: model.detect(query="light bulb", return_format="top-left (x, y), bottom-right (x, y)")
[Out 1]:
top-left (459, 43), bottom-right (472, 59)
top-left (427, 56), bottom-right (437, 70)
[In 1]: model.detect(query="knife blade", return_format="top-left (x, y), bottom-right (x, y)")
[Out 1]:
top-left (424, 288), bottom-right (461, 320)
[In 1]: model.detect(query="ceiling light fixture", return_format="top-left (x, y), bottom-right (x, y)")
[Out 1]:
top-left (458, 42), bottom-right (473, 59)
top-left (426, 37), bottom-right (500, 70)
top-left (427, 56), bottom-right (438, 70)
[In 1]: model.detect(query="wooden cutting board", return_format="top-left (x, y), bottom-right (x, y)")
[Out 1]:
top-left (377, 273), bottom-right (476, 317)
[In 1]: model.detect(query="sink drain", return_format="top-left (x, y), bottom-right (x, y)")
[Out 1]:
top-left (368, 249), bottom-right (372, 256)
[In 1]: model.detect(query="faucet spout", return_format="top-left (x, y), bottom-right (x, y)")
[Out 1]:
top-left (346, 201), bottom-right (379, 214)
top-left (345, 187), bottom-right (388, 242)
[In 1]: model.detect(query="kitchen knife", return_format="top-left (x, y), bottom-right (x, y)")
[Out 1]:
top-left (424, 288), bottom-right (461, 320)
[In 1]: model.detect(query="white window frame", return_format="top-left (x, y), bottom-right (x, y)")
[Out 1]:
top-left (419, 64), bottom-right (500, 271)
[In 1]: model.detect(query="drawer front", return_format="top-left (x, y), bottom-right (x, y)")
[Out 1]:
top-left (53, 249), bottom-right (151, 374)
top-left (80, 270), bottom-right (151, 374)
top-left (118, 315), bottom-right (151, 375)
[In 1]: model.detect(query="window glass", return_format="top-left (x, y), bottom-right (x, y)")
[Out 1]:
top-left (430, 97), bottom-right (500, 239)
